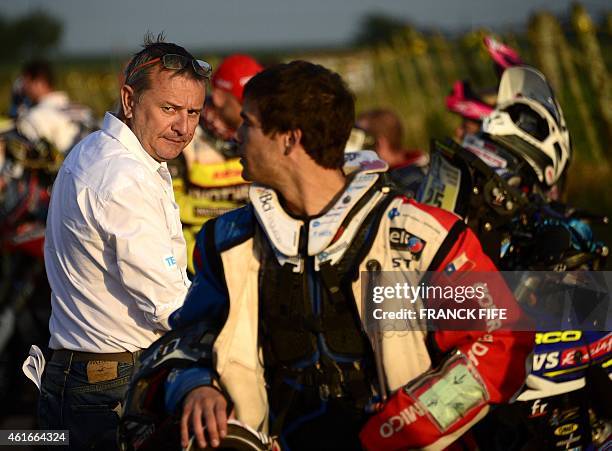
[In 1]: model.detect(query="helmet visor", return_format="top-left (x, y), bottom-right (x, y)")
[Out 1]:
top-left (497, 66), bottom-right (561, 127)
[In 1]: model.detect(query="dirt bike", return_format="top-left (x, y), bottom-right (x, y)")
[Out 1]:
top-left (419, 137), bottom-right (611, 450)
top-left (0, 130), bottom-right (53, 419)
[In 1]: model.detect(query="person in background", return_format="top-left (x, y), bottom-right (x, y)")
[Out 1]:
top-left (356, 108), bottom-right (428, 196)
top-left (172, 54), bottom-right (263, 275)
top-left (17, 61), bottom-right (94, 156)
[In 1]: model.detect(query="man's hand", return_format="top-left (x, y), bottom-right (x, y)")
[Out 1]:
top-left (181, 386), bottom-right (230, 449)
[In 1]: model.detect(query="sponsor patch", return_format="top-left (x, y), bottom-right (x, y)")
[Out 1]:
top-left (554, 423), bottom-right (578, 436)
top-left (193, 206), bottom-right (233, 218)
top-left (529, 399), bottom-right (548, 417)
top-left (360, 159), bottom-right (388, 171)
top-left (535, 331), bottom-right (582, 345)
top-left (389, 228), bottom-right (427, 260)
top-left (388, 208), bottom-right (400, 220)
top-left (464, 135), bottom-right (508, 169)
top-left (444, 252), bottom-right (475, 274)
top-left (407, 236), bottom-right (424, 253)
top-left (259, 191), bottom-right (274, 211)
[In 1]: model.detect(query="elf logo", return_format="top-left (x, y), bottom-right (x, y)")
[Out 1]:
top-left (389, 228), bottom-right (426, 258)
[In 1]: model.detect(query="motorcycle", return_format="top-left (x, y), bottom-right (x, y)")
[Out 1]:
top-left (0, 128), bottom-right (54, 418)
top-left (419, 136), bottom-right (611, 450)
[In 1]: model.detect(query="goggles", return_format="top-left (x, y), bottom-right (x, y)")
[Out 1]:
top-left (127, 54), bottom-right (212, 81)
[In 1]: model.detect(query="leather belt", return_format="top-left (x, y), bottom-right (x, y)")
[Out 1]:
top-left (51, 349), bottom-right (140, 364)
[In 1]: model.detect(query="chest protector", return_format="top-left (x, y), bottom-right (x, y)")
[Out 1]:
top-left (251, 152), bottom-right (397, 370)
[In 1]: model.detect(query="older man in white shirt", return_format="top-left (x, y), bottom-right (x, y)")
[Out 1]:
top-left (39, 37), bottom-right (209, 450)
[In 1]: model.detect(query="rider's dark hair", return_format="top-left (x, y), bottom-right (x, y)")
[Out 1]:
top-left (22, 61), bottom-right (55, 87)
top-left (243, 60), bottom-right (355, 169)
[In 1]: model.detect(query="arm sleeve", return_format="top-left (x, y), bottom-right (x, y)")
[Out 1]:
top-left (169, 218), bottom-right (230, 329)
top-left (165, 219), bottom-right (232, 412)
top-left (360, 224), bottom-right (534, 450)
top-left (99, 181), bottom-right (189, 331)
top-left (165, 367), bottom-right (214, 413)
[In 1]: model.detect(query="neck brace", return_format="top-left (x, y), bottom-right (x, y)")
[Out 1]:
top-left (250, 151), bottom-right (389, 272)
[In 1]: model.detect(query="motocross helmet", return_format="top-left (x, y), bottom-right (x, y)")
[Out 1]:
top-left (186, 420), bottom-right (280, 451)
top-left (482, 66), bottom-right (571, 188)
top-left (117, 321), bottom-right (281, 451)
top-left (118, 322), bottom-right (218, 451)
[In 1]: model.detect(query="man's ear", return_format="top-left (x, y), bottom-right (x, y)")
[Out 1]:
top-left (283, 129), bottom-right (303, 155)
top-left (289, 129), bottom-right (302, 147)
top-left (120, 84), bottom-right (135, 120)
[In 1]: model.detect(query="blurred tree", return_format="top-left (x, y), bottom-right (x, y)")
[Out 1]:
top-left (0, 15), bottom-right (11, 58)
top-left (0, 11), bottom-right (62, 60)
top-left (605, 12), bottom-right (612, 36)
top-left (354, 13), bottom-right (410, 46)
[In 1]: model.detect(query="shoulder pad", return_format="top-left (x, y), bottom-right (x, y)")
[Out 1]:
top-left (391, 197), bottom-right (461, 230)
top-left (211, 204), bottom-right (255, 252)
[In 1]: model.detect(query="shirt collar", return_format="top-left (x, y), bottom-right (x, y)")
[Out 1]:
top-left (102, 112), bottom-right (165, 174)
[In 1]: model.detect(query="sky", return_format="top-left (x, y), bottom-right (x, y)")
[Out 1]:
top-left (1, 0), bottom-right (609, 55)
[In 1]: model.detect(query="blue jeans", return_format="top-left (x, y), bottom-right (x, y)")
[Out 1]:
top-left (37, 352), bottom-right (136, 450)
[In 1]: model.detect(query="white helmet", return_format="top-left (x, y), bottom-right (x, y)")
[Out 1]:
top-left (482, 66), bottom-right (571, 187)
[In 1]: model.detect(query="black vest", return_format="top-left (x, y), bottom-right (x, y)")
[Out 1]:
top-left (257, 179), bottom-right (399, 402)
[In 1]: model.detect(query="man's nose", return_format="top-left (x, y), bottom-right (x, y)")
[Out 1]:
top-left (172, 111), bottom-right (189, 135)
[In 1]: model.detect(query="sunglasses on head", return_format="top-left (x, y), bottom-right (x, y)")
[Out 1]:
top-left (127, 54), bottom-right (212, 81)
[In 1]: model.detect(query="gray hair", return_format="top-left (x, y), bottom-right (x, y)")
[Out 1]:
top-left (122, 32), bottom-right (203, 104)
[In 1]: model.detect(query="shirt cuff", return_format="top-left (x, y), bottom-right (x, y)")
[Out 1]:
top-left (146, 296), bottom-right (186, 331)
top-left (165, 367), bottom-right (213, 413)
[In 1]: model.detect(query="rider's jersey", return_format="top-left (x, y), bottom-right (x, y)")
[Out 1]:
top-left (164, 151), bottom-right (532, 450)
top-left (16, 91), bottom-right (93, 154)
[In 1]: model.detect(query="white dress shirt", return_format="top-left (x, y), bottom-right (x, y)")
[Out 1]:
top-left (44, 112), bottom-right (190, 352)
top-left (17, 91), bottom-right (82, 154)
